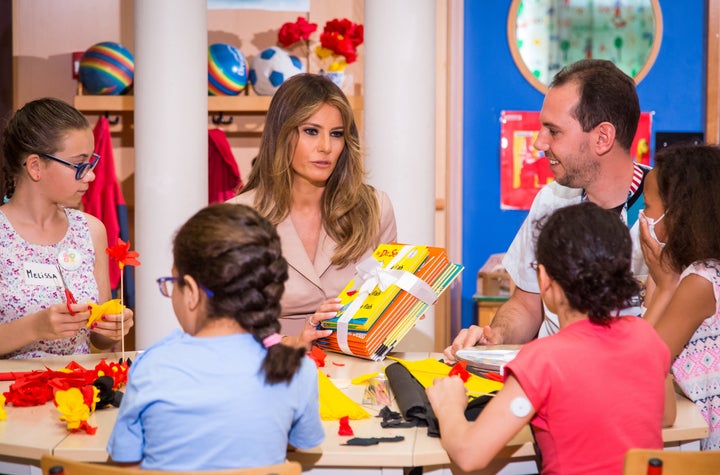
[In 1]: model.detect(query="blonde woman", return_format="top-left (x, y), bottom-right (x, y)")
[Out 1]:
top-left (228, 73), bottom-right (397, 343)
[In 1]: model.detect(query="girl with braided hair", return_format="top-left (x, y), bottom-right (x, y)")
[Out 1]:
top-left (428, 202), bottom-right (673, 474)
top-left (108, 203), bottom-right (323, 470)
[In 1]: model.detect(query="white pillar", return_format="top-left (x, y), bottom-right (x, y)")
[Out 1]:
top-left (134, 0), bottom-right (208, 349)
top-left (364, 0), bottom-right (437, 351)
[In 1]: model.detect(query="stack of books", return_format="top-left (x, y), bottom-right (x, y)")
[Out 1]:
top-left (317, 243), bottom-right (463, 360)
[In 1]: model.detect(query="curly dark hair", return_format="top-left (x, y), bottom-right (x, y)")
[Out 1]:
top-left (172, 203), bottom-right (305, 384)
top-left (535, 202), bottom-right (640, 324)
top-left (1, 97), bottom-right (89, 199)
top-left (550, 59), bottom-right (639, 151)
top-left (654, 144), bottom-right (720, 272)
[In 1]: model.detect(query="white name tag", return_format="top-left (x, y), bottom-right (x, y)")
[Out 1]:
top-left (24, 262), bottom-right (62, 287)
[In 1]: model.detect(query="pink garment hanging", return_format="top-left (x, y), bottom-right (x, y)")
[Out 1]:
top-left (82, 116), bottom-right (126, 289)
top-left (208, 128), bottom-right (242, 203)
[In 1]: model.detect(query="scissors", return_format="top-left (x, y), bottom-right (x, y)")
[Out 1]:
top-left (56, 265), bottom-right (78, 315)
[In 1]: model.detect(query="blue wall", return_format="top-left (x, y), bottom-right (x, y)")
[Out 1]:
top-left (461, 0), bottom-right (706, 327)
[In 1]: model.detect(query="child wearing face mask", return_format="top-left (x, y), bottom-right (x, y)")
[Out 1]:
top-left (640, 144), bottom-right (720, 450)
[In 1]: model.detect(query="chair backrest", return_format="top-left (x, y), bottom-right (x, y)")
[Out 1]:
top-left (624, 448), bottom-right (720, 475)
top-left (40, 455), bottom-right (302, 475)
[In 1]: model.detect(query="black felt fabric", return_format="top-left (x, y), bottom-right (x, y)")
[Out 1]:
top-left (377, 405), bottom-right (417, 428)
top-left (384, 362), bottom-right (497, 437)
top-left (385, 362), bottom-right (440, 437)
top-left (377, 405), bottom-right (401, 421)
top-left (342, 436), bottom-right (405, 446)
top-left (464, 393), bottom-right (495, 421)
top-left (93, 375), bottom-right (124, 409)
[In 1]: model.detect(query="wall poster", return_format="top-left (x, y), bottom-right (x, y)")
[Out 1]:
top-left (499, 110), bottom-right (653, 210)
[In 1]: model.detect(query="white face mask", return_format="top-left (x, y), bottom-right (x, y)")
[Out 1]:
top-left (640, 209), bottom-right (666, 247)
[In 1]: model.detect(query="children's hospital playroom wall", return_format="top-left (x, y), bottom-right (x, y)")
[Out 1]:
top-left (9, 0), bottom-right (711, 335)
top-left (11, 0), bottom-right (373, 350)
top-left (460, 0), bottom-right (706, 327)
top-left (12, 0), bottom-right (365, 224)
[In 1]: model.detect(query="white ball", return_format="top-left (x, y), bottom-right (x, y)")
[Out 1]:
top-left (249, 47), bottom-right (305, 96)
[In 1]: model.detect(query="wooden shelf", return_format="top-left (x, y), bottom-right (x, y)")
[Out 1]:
top-left (74, 94), bottom-right (363, 114)
top-left (74, 95), bottom-right (134, 112)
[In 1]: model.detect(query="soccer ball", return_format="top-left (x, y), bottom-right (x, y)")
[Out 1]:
top-left (249, 47), bottom-right (304, 96)
top-left (208, 43), bottom-right (248, 96)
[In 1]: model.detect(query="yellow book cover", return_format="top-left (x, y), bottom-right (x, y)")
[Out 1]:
top-left (322, 243), bottom-right (429, 332)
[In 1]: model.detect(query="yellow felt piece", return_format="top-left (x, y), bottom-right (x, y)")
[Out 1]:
top-left (317, 370), bottom-right (371, 421)
top-left (351, 371), bottom-right (379, 385)
top-left (388, 357), bottom-right (503, 397)
top-left (55, 388), bottom-right (91, 430)
top-left (86, 299), bottom-right (123, 327)
top-left (0, 393), bottom-right (6, 421)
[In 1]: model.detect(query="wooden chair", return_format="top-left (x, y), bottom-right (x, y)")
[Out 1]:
top-left (40, 454), bottom-right (302, 475)
top-left (624, 448), bottom-right (720, 475)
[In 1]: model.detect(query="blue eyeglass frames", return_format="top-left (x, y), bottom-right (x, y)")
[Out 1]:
top-left (41, 152), bottom-right (100, 180)
top-left (156, 276), bottom-right (215, 298)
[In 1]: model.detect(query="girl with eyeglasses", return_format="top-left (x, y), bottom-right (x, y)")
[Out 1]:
top-left (641, 144), bottom-right (720, 450)
top-left (108, 203), bottom-right (323, 470)
top-left (0, 97), bottom-right (133, 358)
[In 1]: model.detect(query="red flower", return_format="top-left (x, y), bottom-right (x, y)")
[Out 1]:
top-left (94, 359), bottom-right (129, 389)
top-left (308, 345), bottom-right (327, 368)
top-left (106, 238), bottom-right (141, 269)
top-left (76, 420), bottom-right (98, 435)
top-left (319, 32), bottom-right (358, 64)
top-left (4, 360), bottom-right (130, 408)
top-left (317, 19), bottom-right (363, 65)
top-left (47, 372), bottom-right (94, 392)
top-left (278, 16), bottom-right (317, 48)
top-left (324, 19), bottom-right (364, 47)
top-left (3, 372), bottom-right (55, 406)
top-left (448, 361), bottom-right (470, 382)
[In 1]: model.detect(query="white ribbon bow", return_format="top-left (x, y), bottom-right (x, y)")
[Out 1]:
top-left (336, 246), bottom-right (438, 355)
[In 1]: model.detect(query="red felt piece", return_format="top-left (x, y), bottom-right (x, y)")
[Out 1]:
top-left (448, 360), bottom-right (470, 382)
top-left (338, 416), bottom-right (354, 436)
top-left (308, 345), bottom-right (327, 368)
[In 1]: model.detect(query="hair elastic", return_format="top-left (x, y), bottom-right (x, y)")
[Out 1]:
top-left (262, 333), bottom-right (283, 348)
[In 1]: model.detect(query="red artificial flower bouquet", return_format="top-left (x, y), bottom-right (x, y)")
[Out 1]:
top-left (278, 16), bottom-right (364, 72)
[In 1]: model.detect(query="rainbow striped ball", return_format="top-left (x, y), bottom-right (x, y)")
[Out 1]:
top-left (208, 43), bottom-right (248, 96)
top-left (79, 42), bottom-right (134, 95)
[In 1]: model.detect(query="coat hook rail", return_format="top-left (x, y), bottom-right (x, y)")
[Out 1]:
top-left (212, 112), bottom-right (233, 125)
top-left (104, 112), bottom-right (120, 125)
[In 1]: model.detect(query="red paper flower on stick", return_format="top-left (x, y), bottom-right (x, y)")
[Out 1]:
top-left (276, 16), bottom-right (363, 73)
top-left (104, 239), bottom-right (140, 359)
top-left (315, 18), bottom-right (364, 70)
top-left (278, 16), bottom-right (317, 48)
top-left (106, 238), bottom-right (141, 269)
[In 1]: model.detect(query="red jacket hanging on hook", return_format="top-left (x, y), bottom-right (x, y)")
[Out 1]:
top-left (82, 116), bottom-right (127, 290)
top-left (208, 128), bottom-right (243, 203)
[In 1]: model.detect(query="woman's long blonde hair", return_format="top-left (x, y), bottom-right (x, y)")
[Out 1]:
top-left (241, 73), bottom-right (380, 267)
